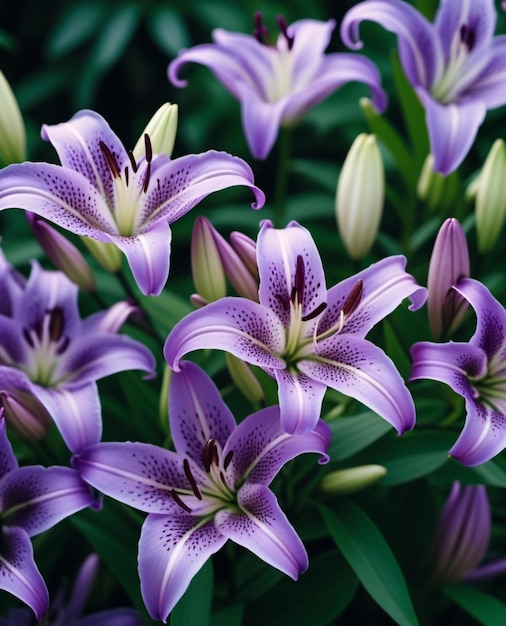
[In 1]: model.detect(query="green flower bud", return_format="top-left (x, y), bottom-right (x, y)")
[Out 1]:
top-left (336, 133), bottom-right (384, 260)
top-left (80, 236), bottom-right (123, 273)
top-left (226, 352), bottom-right (264, 405)
top-left (191, 216), bottom-right (226, 304)
top-left (0, 70), bottom-right (26, 165)
top-left (320, 464), bottom-right (386, 494)
top-left (133, 103), bottom-right (178, 160)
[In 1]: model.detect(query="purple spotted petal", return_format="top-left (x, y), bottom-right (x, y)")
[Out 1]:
top-left (56, 333), bottom-right (155, 384)
top-left (301, 334), bottom-right (416, 434)
top-left (169, 361), bottom-right (236, 468)
top-left (320, 255), bottom-right (426, 338)
top-left (0, 526), bottom-right (49, 619)
top-left (138, 513), bottom-right (226, 622)
top-left (274, 370), bottom-right (328, 435)
top-left (0, 162), bottom-right (118, 237)
top-left (34, 383), bottom-right (102, 453)
top-left (454, 278), bottom-right (506, 361)
top-left (74, 441), bottom-right (202, 514)
top-left (41, 109), bottom-right (127, 206)
top-left (418, 91), bottom-right (487, 174)
top-left (113, 220), bottom-right (172, 296)
top-left (257, 220), bottom-right (326, 327)
top-left (341, 0), bottom-right (442, 87)
top-left (0, 414), bottom-right (18, 479)
top-left (223, 405), bottom-right (330, 487)
top-left (216, 487), bottom-right (308, 580)
top-left (164, 297), bottom-right (285, 372)
top-left (0, 466), bottom-right (93, 536)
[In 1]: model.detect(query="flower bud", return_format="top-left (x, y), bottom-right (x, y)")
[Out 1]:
top-left (133, 103), bottom-right (178, 160)
top-left (191, 216), bottom-right (227, 304)
top-left (320, 464), bottom-right (386, 494)
top-left (473, 139), bottom-right (506, 253)
top-left (417, 154), bottom-right (459, 213)
top-left (0, 70), bottom-right (26, 165)
top-left (427, 218), bottom-right (470, 340)
top-left (336, 133), bottom-right (384, 260)
top-left (28, 214), bottom-right (96, 292)
top-left (226, 352), bottom-right (264, 405)
top-left (0, 390), bottom-right (52, 440)
top-left (230, 231), bottom-right (259, 278)
top-left (80, 236), bottom-right (123, 273)
top-left (213, 228), bottom-right (259, 301)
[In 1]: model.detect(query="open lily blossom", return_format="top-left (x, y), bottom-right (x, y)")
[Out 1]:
top-left (168, 15), bottom-right (387, 159)
top-left (0, 253), bottom-right (155, 453)
top-left (0, 109), bottom-right (265, 295)
top-left (165, 220), bottom-right (426, 435)
top-left (411, 278), bottom-right (506, 466)
top-left (0, 411), bottom-right (94, 618)
top-left (74, 361), bottom-right (331, 622)
top-left (341, 0), bottom-right (506, 174)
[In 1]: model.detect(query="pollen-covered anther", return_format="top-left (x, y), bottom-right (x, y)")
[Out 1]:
top-left (99, 141), bottom-right (121, 178)
top-left (460, 24), bottom-right (476, 51)
top-left (277, 15), bottom-right (295, 49)
top-left (48, 307), bottom-right (64, 342)
top-left (202, 438), bottom-right (218, 473)
top-left (183, 458), bottom-right (202, 500)
top-left (170, 489), bottom-right (192, 513)
top-left (342, 280), bottom-right (363, 316)
top-left (253, 12), bottom-right (270, 45)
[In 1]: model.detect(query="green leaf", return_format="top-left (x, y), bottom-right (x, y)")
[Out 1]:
top-left (172, 559), bottom-right (214, 626)
top-left (327, 411), bottom-right (392, 461)
top-left (444, 584), bottom-right (506, 626)
top-left (244, 550), bottom-right (358, 626)
top-left (146, 6), bottom-right (190, 57)
top-left (211, 605), bottom-right (244, 626)
top-left (383, 320), bottom-right (412, 380)
top-left (46, 2), bottom-right (107, 58)
top-left (320, 502), bottom-right (419, 626)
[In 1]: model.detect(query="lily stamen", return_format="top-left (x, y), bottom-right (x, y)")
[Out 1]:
top-left (170, 489), bottom-right (192, 513)
top-left (183, 458), bottom-right (202, 500)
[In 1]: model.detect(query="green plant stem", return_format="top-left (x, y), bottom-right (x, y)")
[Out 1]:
top-left (273, 126), bottom-right (292, 227)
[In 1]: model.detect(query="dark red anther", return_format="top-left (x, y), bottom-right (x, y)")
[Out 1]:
top-left (202, 438), bottom-right (217, 473)
top-left (170, 489), bottom-right (192, 513)
top-left (183, 458), bottom-right (202, 500)
top-left (460, 24), bottom-right (475, 51)
top-left (277, 15), bottom-right (294, 49)
top-left (254, 12), bottom-right (269, 44)
top-left (48, 307), bottom-right (64, 342)
top-left (127, 149), bottom-right (138, 173)
top-left (124, 166), bottom-right (130, 187)
top-left (143, 161), bottom-right (151, 193)
top-left (301, 301), bottom-right (327, 322)
top-left (223, 450), bottom-right (234, 471)
top-left (293, 255), bottom-right (305, 305)
top-left (342, 280), bottom-right (363, 317)
top-left (144, 134), bottom-right (153, 163)
top-left (99, 141), bottom-right (121, 178)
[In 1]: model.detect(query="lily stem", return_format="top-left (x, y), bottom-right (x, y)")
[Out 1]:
top-left (273, 125), bottom-right (292, 227)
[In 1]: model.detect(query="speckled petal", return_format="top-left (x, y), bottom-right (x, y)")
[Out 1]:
top-left (321, 255), bottom-right (427, 338)
top-left (454, 278), bottom-right (506, 362)
top-left (138, 150), bottom-right (265, 228)
top-left (73, 441), bottom-right (204, 514)
top-left (0, 162), bottom-right (118, 237)
top-left (138, 513), bottom-right (227, 623)
top-left (275, 370), bottom-right (327, 435)
top-left (34, 383), bottom-right (102, 453)
top-left (257, 220), bottom-right (326, 327)
top-left (41, 109), bottom-right (127, 207)
top-left (223, 405), bottom-right (330, 487)
top-left (0, 526), bottom-right (49, 619)
top-left (0, 466), bottom-right (93, 536)
top-left (301, 334), bottom-right (416, 434)
top-left (169, 362), bottom-right (236, 468)
top-left (113, 220), bottom-right (172, 296)
top-left (216, 487), bottom-right (308, 580)
top-left (164, 297), bottom-right (286, 372)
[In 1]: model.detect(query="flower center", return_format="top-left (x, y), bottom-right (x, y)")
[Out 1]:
top-left (253, 13), bottom-right (295, 102)
top-left (21, 307), bottom-right (70, 387)
top-left (99, 134), bottom-right (154, 237)
top-left (431, 22), bottom-right (477, 103)
top-left (169, 439), bottom-right (236, 516)
top-left (469, 359), bottom-right (506, 413)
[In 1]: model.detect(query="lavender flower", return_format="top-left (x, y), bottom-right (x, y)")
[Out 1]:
top-left (0, 410), bottom-right (94, 618)
top-left (0, 553), bottom-right (143, 625)
top-left (73, 361), bottom-right (331, 622)
top-left (341, 0), bottom-right (506, 174)
top-left (168, 15), bottom-right (386, 159)
top-left (0, 110), bottom-right (264, 295)
top-left (0, 253), bottom-right (155, 453)
top-left (165, 220), bottom-right (426, 435)
top-left (411, 278), bottom-right (506, 465)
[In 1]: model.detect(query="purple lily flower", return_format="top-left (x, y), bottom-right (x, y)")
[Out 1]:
top-left (0, 110), bottom-right (264, 295)
top-left (0, 255), bottom-right (155, 453)
top-left (0, 553), bottom-right (144, 626)
top-left (0, 410), bottom-right (94, 619)
top-left (74, 361), bottom-right (331, 622)
top-left (165, 220), bottom-right (426, 435)
top-left (341, 0), bottom-right (506, 174)
top-left (411, 278), bottom-right (506, 466)
top-left (168, 15), bottom-right (387, 159)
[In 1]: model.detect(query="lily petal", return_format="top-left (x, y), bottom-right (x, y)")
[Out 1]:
top-left (81, 301), bottom-right (138, 334)
top-left (216, 487), bottom-right (308, 580)
top-left (0, 526), bottom-right (49, 619)
top-left (0, 466), bottom-right (93, 536)
top-left (274, 370), bottom-right (327, 435)
top-left (0, 414), bottom-right (18, 478)
top-left (471, 36), bottom-right (506, 107)
top-left (138, 513), bottom-right (226, 623)
top-left (169, 362), bottom-right (236, 468)
top-left (239, 86), bottom-right (286, 159)
top-left (223, 405), bottom-right (330, 487)
top-left (301, 334), bottom-right (416, 434)
top-left (164, 297), bottom-right (286, 372)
